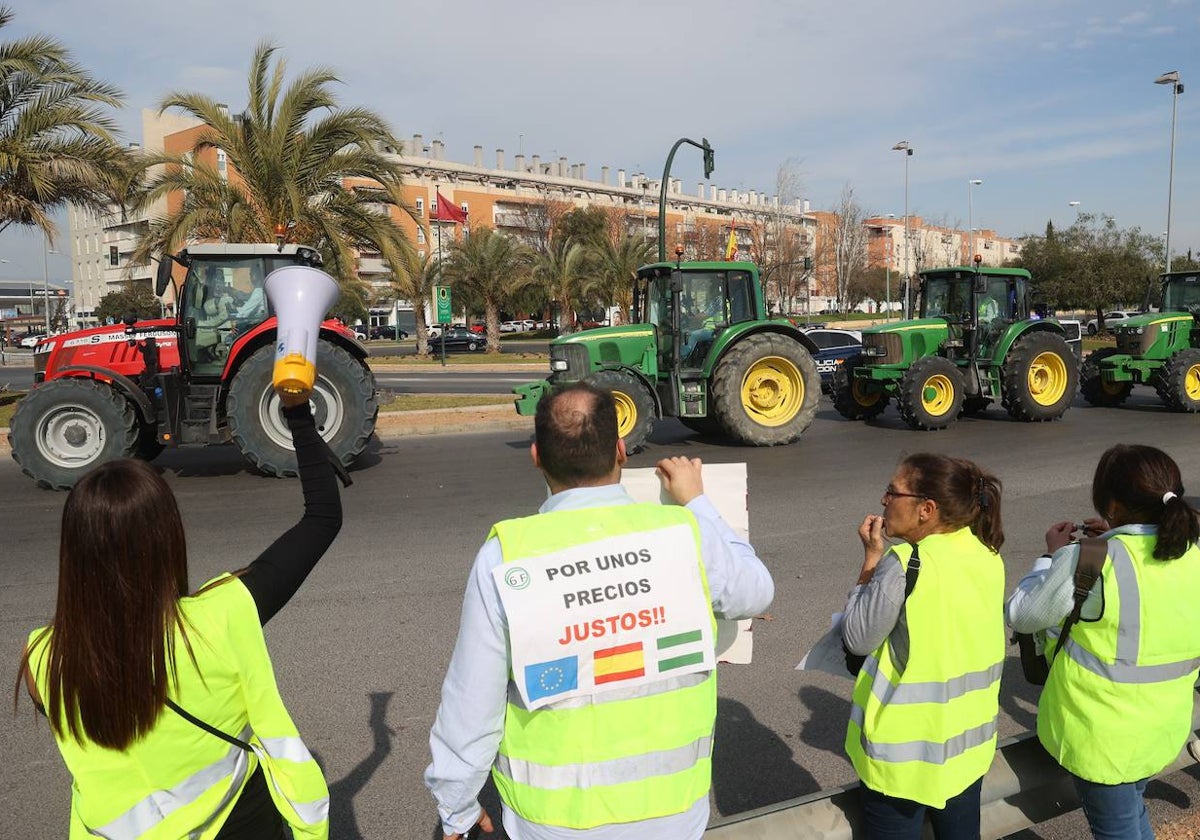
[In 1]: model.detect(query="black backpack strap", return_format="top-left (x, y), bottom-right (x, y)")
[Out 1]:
top-left (1050, 537), bottom-right (1107, 662)
top-left (903, 543), bottom-right (921, 597)
top-left (165, 698), bottom-right (252, 752)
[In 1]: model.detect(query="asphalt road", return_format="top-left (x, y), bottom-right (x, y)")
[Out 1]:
top-left (3, 394), bottom-right (1200, 838)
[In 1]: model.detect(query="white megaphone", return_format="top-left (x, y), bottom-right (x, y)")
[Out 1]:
top-left (265, 265), bottom-right (340, 397)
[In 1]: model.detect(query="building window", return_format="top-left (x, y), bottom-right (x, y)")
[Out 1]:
top-left (416, 197), bottom-right (424, 217)
top-left (418, 250), bottom-right (425, 260)
top-left (216, 149), bottom-right (227, 180)
top-left (460, 202), bottom-right (469, 218)
top-left (109, 246), bottom-right (119, 267)
top-left (431, 197), bottom-right (438, 216)
top-left (417, 227), bottom-right (425, 244)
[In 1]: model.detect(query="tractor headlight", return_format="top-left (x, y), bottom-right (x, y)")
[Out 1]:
top-left (862, 346), bottom-right (886, 357)
top-left (1136, 327), bottom-right (1145, 335)
top-left (550, 359), bottom-right (569, 372)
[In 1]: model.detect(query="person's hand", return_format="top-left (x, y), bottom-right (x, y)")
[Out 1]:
top-left (856, 514), bottom-right (886, 584)
top-left (1080, 516), bottom-right (1110, 537)
top-left (1045, 521), bottom-right (1076, 554)
top-left (444, 807), bottom-right (493, 839)
top-left (278, 389), bottom-right (312, 409)
top-left (656, 456), bottom-right (704, 506)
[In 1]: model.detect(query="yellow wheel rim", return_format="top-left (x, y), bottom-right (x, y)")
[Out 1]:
top-left (851, 377), bottom-right (882, 407)
top-left (611, 390), bottom-right (638, 438)
top-left (1186, 364), bottom-right (1200, 401)
top-left (1100, 378), bottom-right (1126, 396)
top-left (740, 356), bottom-right (805, 427)
top-left (921, 374), bottom-right (956, 416)
top-left (1028, 351), bottom-right (1068, 406)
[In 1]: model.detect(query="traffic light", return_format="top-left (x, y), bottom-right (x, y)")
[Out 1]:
top-left (701, 138), bottom-right (715, 179)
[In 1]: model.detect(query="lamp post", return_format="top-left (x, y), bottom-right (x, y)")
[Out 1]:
top-left (656, 138), bottom-right (715, 261)
top-left (892, 141), bottom-right (913, 317)
top-left (1155, 70), bottom-right (1183, 272)
top-left (967, 179), bottom-right (983, 262)
top-left (41, 235), bottom-right (63, 333)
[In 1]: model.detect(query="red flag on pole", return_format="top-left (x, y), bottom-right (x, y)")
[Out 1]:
top-left (434, 190), bottom-right (467, 224)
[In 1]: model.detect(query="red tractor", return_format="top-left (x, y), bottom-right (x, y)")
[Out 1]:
top-left (9, 243), bottom-right (378, 489)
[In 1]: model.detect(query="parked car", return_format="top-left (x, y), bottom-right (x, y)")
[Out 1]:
top-left (500, 320), bottom-right (521, 333)
top-left (369, 325), bottom-right (409, 340)
top-left (19, 333), bottom-right (47, 348)
top-left (1084, 310), bottom-right (1141, 335)
top-left (803, 328), bottom-right (863, 392)
top-left (469, 324), bottom-right (485, 334)
top-left (426, 327), bottom-right (486, 353)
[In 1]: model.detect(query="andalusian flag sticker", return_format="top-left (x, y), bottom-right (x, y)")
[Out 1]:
top-left (658, 629), bottom-right (706, 672)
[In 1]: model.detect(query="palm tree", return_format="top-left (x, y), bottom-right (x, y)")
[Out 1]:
top-left (0, 6), bottom-right (129, 243)
top-left (585, 233), bottom-right (655, 325)
top-left (390, 243), bottom-right (440, 355)
top-left (533, 236), bottom-right (587, 332)
top-left (443, 226), bottom-right (533, 353)
top-left (130, 42), bottom-right (414, 294)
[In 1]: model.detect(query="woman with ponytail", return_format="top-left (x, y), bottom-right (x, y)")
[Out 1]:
top-left (1007, 444), bottom-right (1200, 839)
top-left (842, 453), bottom-right (1006, 838)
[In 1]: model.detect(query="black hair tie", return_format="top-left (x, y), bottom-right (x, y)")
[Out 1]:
top-left (977, 476), bottom-right (989, 509)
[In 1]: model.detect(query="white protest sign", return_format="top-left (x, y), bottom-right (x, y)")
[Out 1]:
top-left (621, 463), bottom-right (755, 664)
top-left (495, 523), bottom-right (716, 711)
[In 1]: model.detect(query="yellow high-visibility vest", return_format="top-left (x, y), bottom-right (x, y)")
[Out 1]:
top-left (846, 528), bottom-right (1006, 808)
top-left (28, 574), bottom-right (329, 839)
top-left (1039, 534), bottom-right (1200, 783)
top-left (490, 503), bottom-right (717, 829)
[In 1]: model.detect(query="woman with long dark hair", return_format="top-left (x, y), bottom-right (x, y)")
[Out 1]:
top-left (842, 452), bottom-right (1006, 839)
top-left (17, 397), bottom-right (341, 839)
top-left (1007, 444), bottom-right (1200, 839)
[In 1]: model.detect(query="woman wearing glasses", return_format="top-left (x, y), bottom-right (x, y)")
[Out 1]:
top-left (841, 453), bottom-right (1006, 839)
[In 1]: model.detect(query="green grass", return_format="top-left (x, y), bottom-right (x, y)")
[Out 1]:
top-left (0, 390), bottom-right (25, 427)
top-left (378, 393), bottom-right (515, 411)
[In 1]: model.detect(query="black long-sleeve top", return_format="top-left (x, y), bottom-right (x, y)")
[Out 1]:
top-left (237, 402), bottom-right (343, 625)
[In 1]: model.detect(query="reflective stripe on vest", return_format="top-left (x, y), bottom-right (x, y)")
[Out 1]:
top-left (1057, 540), bottom-right (1200, 683)
top-left (92, 726), bottom-right (253, 839)
top-left (495, 733), bottom-right (713, 790)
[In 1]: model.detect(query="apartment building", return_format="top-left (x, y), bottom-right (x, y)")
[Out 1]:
top-left (865, 215), bottom-right (1022, 276)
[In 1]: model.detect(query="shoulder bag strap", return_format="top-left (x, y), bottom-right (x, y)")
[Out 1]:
top-left (903, 543), bottom-right (921, 597)
top-left (1050, 537), bottom-right (1107, 662)
top-left (165, 698), bottom-right (252, 752)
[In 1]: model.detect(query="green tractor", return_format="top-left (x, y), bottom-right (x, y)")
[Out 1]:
top-left (832, 263), bottom-right (1079, 430)
top-left (513, 258), bottom-right (821, 451)
top-left (1080, 270), bottom-right (1200, 411)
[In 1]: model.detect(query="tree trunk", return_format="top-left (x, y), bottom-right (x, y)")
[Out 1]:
top-left (485, 299), bottom-right (501, 353)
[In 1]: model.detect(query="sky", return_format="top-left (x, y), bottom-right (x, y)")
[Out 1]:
top-left (4, 0), bottom-right (1198, 286)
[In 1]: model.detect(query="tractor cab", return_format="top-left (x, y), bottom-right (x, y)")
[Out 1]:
top-left (918, 268), bottom-right (1031, 359)
top-left (1160, 271), bottom-right (1200, 320)
top-left (163, 244), bottom-right (324, 378)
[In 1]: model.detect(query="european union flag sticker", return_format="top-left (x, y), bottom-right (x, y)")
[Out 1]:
top-left (525, 656), bottom-right (579, 704)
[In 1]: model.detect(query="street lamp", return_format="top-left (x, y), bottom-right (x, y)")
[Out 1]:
top-left (967, 179), bottom-right (983, 261)
top-left (892, 141), bottom-right (913, 317)
top-left (1155, 70), bottom-right (1184, 272)
top-left (42, 235), bottom-right (63, 333)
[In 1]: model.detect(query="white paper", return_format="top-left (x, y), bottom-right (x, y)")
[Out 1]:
top-left (796, 612), bottom-right (854, 680)
top-left (621, 464), bottom-right (754, 664)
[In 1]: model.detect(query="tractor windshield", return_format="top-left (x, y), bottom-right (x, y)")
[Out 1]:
top-left (1161, 273), bottom-right (1200, 314)
top-left (920, 277), bottom-right (973, 319)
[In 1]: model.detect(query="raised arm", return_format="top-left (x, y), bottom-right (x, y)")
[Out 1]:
top-left (238, 399), bottom-right (343, 624)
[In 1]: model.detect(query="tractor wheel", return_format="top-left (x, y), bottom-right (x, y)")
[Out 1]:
top-left (1002, 332), bottom-right (1078, 421)
top-left (1080, 348), bottom-right (1132, 407)
top-left (831, 353), bottom-right (889, 420)
top-left (226, 342), bottom-right (378, 477)
top-left (896, 356), bottom-right (964, 430)
top-left (710, 333), bottom-right (820, 445)
top-left (1156, 348), bottom-right (1200, 412)
top-left (679, 416), bottom-right (725, 438)
top-left (9, 378), bottom-right (139, 489)
top-left (587, 369), bottom-right (656, 452)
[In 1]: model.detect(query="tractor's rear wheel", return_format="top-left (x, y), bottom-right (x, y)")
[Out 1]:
top-left (226, 342), bottom-right (378, 477)
top-left (831, 353), bottom-right (889, 420)
top-left (9, 378), bottom-right (139, 489)
top-left (587, 369), bottom-right (655, 452)
top-left (897, 356), bottom-right (964, 430)
top-left (1080, 348), bottom-right (1132, 407)
top-left (710, 333), bottom-right (820, 445)
top-left (1156, 348), bottom-right (1200, 412)
top-left (1002, 332), bottom-right (1078, 421)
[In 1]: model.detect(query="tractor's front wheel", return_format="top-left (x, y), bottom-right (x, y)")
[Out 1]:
top-left (587, 369), bottom-right (656, 452)
top-left (1156, 348), bottom-right (1200, 412)
top-left (710, 333), bottom-right (819, 445)
top-left (1002, 332), bottom-right (1078, 421)
top-left (831, 353), bottom-right (889, 420)
top-left (1080, 348), bottom-right (1132, 407)
top-left (226, 342), bottom-right (378, 477)
top-left (9, 378), bottom-right (139, 489)
top-left (897, 356), bottom-right (964, 430)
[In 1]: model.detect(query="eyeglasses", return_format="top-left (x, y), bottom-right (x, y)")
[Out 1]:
top-left (883, 485), bottom-right (927, 504)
